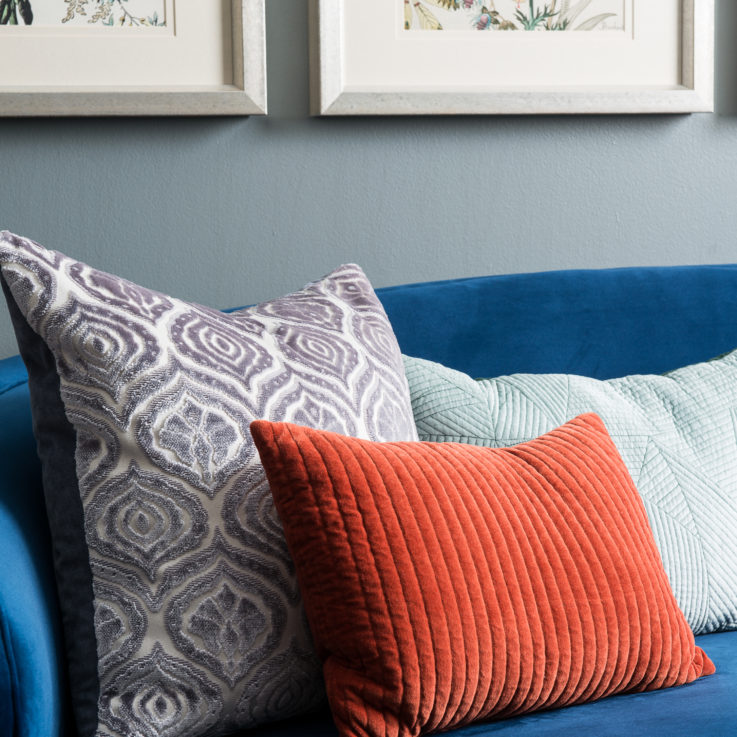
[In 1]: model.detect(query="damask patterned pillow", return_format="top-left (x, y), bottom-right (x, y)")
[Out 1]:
top-left (0, 231), bottom-right (418, 737)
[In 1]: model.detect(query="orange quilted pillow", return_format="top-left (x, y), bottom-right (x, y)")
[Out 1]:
top-left (250, 413), bottom-right (714, 737)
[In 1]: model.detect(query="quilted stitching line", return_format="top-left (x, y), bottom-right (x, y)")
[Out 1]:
top-left (291, 426), bottom-right (397, 729)
top-left (354, 437), bottom-right (446, 734)
top-left (384, 441), bottom-right (478, 731)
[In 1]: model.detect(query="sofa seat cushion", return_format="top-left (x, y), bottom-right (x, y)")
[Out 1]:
top-left (243, 631), bottom-right (736, 737)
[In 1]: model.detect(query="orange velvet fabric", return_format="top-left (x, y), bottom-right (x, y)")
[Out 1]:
top-left (250, 413), bottom-right (715, 737)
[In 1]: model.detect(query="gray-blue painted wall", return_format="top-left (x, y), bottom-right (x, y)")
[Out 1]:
top-left (0, 0), bottom-right (735, 358)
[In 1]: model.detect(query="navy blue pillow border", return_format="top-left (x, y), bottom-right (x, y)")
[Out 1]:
top-left (1, 276), bottom-right (98, 737)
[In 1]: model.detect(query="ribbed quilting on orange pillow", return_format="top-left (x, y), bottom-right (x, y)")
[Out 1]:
top-left (250, 413), bottom-right (715, 737)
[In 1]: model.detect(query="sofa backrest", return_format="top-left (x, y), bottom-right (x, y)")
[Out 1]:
top-left (378, 264), bottom-right (737, 380)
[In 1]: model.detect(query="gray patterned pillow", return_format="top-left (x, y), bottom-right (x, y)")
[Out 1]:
top-left (0, 231), bottom-right (418, 737)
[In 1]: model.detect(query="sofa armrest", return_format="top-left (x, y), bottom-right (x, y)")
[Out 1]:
top-left (0, 365), bottom-right (68, 737)
top-left (0, 617), bottom-right (12, 736)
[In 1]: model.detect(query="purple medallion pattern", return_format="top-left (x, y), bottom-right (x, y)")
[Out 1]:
top-left (0, 231), bottom-right (418, 737)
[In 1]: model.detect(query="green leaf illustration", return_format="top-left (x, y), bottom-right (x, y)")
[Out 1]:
top-left (575, 12), bottom-right (616, 30)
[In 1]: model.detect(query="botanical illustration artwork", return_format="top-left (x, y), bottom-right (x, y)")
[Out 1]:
top-left (403, 0), bottom-right (625, 31)
top-left (0, 0), bottom-right (166, 26)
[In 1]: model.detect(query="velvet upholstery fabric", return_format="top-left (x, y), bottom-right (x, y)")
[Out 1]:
top-left (251, 415), bottom-right (713, 737)
top-left (0, 617), bottom-right (13, 736)
top-left (0, 364), bottom-right (67, 737)
top-left (0, 353), bottom-right (27, 393)
top-left (377, 266), bottom-right (737, 380)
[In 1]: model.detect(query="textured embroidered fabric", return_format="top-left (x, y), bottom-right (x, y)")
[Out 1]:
top-left (403, 353), bottom-right (737, 635)
top-left (250, 414), bottom-right (714, 737)
top-left (0, 231), bottom-right (418, 737)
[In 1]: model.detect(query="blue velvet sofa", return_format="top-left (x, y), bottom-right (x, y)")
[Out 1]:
top-left (2, 264), bottom-right (737, 737)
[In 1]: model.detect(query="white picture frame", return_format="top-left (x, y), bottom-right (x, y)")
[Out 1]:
top-left (310, 0), bottom-right (714, 115)
top-left (0, 0), bottom-right (266, 116)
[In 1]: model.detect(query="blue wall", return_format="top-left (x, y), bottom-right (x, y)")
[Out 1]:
top-left (0, 0), bottom-right (735, 358)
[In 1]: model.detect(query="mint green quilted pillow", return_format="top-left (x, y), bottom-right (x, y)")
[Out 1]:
top-left (403, 353), bottom-right (737, 635)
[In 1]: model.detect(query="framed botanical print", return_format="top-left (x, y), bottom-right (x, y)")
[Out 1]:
top-left (0, 0), bottom-right (266, 116)
top-left (310, 0), bottom-right (714, 115)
